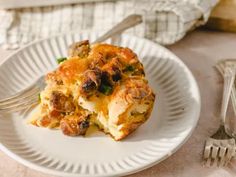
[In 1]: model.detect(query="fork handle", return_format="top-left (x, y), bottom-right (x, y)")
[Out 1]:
top-left (220, 66), bottom-right (236, 125)
top-left (92, 14), bottom-right (142, 44)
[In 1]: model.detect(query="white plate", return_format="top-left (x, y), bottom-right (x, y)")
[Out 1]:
top-left (0, 32), bottom-right (200, 177)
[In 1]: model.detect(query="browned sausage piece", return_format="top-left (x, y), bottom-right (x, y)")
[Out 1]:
top-left (68, 40), bottom-right (90, 58)
top-left (60, 115), bottom-right (90, 136)
top-left (81, 69), bottom-right (102, 94)
top-left (50, 91), bottom-right (75, 113)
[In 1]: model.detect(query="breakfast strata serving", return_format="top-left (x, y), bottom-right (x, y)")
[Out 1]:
top-left (30, 40), bottom-right (155, 140)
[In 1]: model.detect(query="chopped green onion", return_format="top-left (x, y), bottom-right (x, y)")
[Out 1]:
top-left (99, 84), bottom-right (113, 95)
top-left (38, 93), bottom-right (41, 103)
top-left (57, 57), bottom-right (67, 64)
top-left (124, 65), bottom-right (135, 72)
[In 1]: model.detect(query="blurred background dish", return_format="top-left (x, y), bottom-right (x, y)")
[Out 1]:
top-left (0, 0), bottom-right (115, 9)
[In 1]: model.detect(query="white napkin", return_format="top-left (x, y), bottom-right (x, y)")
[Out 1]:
top-left (0, 0), bottom-right (218, 49)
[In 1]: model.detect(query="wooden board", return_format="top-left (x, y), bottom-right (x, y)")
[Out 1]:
top-left (206, 0), bottom-right (236, 32)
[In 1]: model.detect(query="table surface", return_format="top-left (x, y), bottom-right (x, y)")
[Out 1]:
top-left (1, 29), bottom-right (236, 177)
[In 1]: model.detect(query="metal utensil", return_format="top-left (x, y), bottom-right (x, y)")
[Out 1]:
top-left (203, 63), bottom-right (236, 167)
top-left (216, 59), bottom-right (236, 122)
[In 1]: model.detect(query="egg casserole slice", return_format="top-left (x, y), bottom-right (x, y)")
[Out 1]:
top-left (30, 40), bottom-right (155, 140)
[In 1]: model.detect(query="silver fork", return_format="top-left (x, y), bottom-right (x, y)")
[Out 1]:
top-left (0, 14), bottom-right (142, 113)
top-left (0, 75), bottom-right (45, 113)
top-left (216, 59), bottom-right (236, 119)
top-left (203, 63), bottom-right (236, 167)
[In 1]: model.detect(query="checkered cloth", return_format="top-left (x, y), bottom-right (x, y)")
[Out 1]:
top-left (0, 0), bottom-right (218, 49)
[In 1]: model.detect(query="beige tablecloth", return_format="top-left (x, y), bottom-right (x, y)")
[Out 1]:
top-left (1, 29), bottom-right (236, 177)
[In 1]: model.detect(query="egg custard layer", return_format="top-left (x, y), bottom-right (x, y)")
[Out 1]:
top-left (30, 40), bottom-right (155, 140)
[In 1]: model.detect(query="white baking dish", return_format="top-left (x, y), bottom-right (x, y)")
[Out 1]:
top-left (0, 0), bottom-right (120, 9)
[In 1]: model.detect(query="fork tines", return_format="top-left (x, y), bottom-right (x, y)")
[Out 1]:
top-left (204, 138), bottom-right (236, 167)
